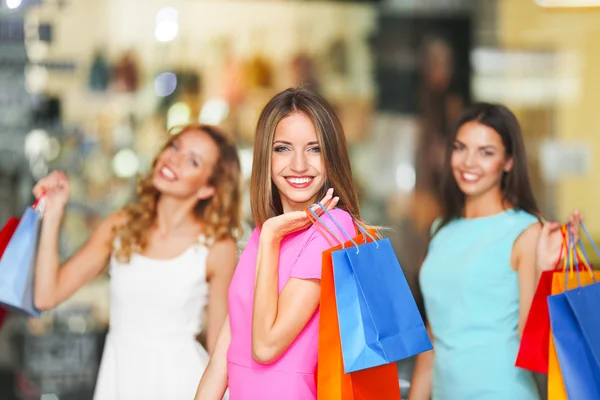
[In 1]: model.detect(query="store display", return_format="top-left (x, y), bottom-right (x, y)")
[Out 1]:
top-left (88, 50), bottom-right (110, 92)
top-left (110, 51), bottom-right (139, 93)
top-left (0, 2), bottom-right (381, 398)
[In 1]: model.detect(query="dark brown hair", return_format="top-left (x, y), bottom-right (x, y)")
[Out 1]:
top-left (435, 102), bottom-right (540, 235)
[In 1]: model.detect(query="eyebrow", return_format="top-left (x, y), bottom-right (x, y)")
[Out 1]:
top-left (272, 140), bottom-right (320, 146)
top-left (454, 140), bottom-right (498, 151)
top-left (190, 150), bottom-right (205, 162)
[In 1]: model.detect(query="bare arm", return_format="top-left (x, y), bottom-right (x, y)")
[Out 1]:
top-left (514, 217), bottom-right (579, 337)
top-left (195, 316), bottom-right (230, 400)
top-left (251, 230), bottom-right (320, 364)
top-left (408, 324), bottom-right (434, 400)
top-left (34, 211), bottom-right (124, 310)
top-left (205, 238), bottom-right (237, 355)
top-left (250, 190), bottom-right (339, 364)
top-left (513, 223), bottom-right (543, 337)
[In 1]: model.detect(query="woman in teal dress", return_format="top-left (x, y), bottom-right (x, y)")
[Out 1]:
top-left (409, 103), bottom-right (580, 399)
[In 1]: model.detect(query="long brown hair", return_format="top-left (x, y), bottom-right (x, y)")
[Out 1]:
top-left (435, 103), bottom-right (540, 235)
top-left (114, 124), bottom-right (242, 262)
top-left (250, 87), bottom-right (360, 227)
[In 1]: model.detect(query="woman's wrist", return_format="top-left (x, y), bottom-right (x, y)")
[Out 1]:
top-left (260, 220), bottom-right (283, 244)
top-left (260, 228), bottom-right (282, 246)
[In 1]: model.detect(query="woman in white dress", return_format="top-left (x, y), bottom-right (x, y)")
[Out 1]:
top-left (32, 124), bottom-right (242, 399)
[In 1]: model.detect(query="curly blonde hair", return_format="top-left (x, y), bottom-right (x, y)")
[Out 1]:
top-left (113, 124), bottom-right (242, 262)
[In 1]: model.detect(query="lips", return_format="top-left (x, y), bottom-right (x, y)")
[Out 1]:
top-left (285, 176), bottom-right (314, 189)
top-left (158, 165), bottom-right (178, 182)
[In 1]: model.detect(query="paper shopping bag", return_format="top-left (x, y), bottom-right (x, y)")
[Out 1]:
top-left (548, 238), bottom-right (600, 400)
top-left (0, 204), bottom-right (44, 317)
top-left (517, 227), bottom-right (567, 374)
top-left (565, 223), bottom-right (600, 369)
top-left (0, 216), bottom-right (19, 329)
top-left (311, 204), bottom-right (432, 374)
top-left (317, 227), bottom-right (401, 400)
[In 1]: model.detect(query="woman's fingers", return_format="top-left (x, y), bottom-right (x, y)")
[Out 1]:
top-left (568, 209), bottom-right (582, 242)
top-left (328, 197), bottom-right (339, 210)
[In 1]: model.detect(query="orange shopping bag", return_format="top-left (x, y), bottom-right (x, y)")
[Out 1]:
top-left (316, 224), bottom-right (401, 400)
top-left (548, 245), bottom-right (600, 400)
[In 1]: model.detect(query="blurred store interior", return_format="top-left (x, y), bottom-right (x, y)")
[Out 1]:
top-left (1, 0), bottom-right (599, 398)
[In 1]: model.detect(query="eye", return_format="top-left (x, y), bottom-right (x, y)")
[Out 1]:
top-left (452, 143), bottom-right (464, 151)
top-left (482, 150), bottom-right (495, 157)
top-left (187, 158), bottom-right (199, 167)
top-left (274, 146), bottom-right (290, 152)
top-left (170, 142), bottom-right (179, 151)
top-left (308, 146), bottom-right (321, 153)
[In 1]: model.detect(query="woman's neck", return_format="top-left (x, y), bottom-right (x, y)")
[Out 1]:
top-left (463, 188), bottom-right (511, 219)
top-left (155, 195), bottom-right (201, 237)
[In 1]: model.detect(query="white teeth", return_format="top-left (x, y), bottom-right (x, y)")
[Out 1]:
top-left (161, 167), bottom-right (176, 180)
top-left (288, 177), bottom-right (312, 184)
top-left (462, 172), bottom-right (478, 181)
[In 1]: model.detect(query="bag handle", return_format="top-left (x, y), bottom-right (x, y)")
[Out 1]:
top-left (32, 193), bottom-right (47, 214)
top-left (553, 225), bottom-right (567, 271)
top-left (306, 203), bottom-right (378, 254)
top-left (306, 208), bottom-right (338, 248)
top-left (316, 202), bottom-right (380, 251)
top-left (571, 222), bottom-right (598, 287)
top-left (563, 223), bottom-right (595, 290)
top-left (580, 222), bottom-right (600, 262)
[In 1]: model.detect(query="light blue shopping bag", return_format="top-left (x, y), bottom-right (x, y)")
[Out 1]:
top-left (0, 203), bottom-right (43, 317)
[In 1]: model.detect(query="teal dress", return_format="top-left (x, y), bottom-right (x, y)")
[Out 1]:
top-left (419, 210), bottom-right (540, 400)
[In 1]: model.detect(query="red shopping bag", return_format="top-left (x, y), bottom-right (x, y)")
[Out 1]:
top-left (516, 270), bottom-right (559, 373)
top-left (516, 225), bottom-right (587, 374)
top-left (0, 216), bottom-right (20, 329)
top-left (0, 217), bottom-right (19, 254)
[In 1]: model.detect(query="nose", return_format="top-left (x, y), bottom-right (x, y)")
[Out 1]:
top-left (290, 151), bottom-right (308, 173)
top-left (463, 150), bottom-right (477, 169)
top-left (167, 150), bottom-right (182, 166)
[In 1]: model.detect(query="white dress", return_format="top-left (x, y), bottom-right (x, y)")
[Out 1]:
top-left (93, 242), bottom-right (211, 400)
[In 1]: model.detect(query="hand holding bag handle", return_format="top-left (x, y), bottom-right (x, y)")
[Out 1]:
top-left (307, 203), bottom-right (376, 253)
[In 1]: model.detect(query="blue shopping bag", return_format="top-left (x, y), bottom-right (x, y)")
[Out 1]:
top-left (0, 202), bottom-right (44, 317)
top-left (563, 224), bottom-right (600, 374)
top-left (310, 204), bottom-right (432, 373)
top-left (548, 229), bottom-right (600, 400)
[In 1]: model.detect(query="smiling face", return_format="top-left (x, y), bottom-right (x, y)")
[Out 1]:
top-left (450, 121), bottom-right (513, 200)
top-left (151, 128), bottom-right (219, 201)
top-left (270, 111), bottom-right (326, 213)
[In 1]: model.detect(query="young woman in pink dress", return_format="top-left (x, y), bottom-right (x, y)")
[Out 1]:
top-left (196, 87), bottom-right (363, 399)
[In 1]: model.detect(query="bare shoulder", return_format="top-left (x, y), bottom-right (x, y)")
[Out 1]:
top-left (98, 210), bottom-right (128, 233)
top-left (209, 236), bottom-right (237, 253)
top-left (206, 236), bottom-right (238, 278)
top-left (515, 222), bottom-right (542, 246)
top-left (90, 210), bottom-right (129, 242)
top-left (105, 210), bottom-right (129, 228)
top-left (513, 221), bottom-right (542, 261)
